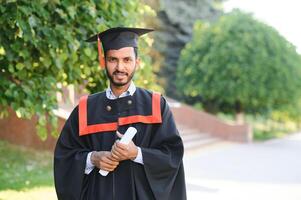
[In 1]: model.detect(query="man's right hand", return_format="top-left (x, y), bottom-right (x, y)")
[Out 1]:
top-left (91, 151), bottom-right (119, 172)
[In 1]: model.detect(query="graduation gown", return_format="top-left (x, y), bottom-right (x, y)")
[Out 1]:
top-left (54, 88), bottom-right (186, 200)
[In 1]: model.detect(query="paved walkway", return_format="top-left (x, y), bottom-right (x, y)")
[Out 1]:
top-left (184, 133), bottom-right (301, 200)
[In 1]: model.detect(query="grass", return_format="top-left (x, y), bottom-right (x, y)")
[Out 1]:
top-left (0, 140), bottom-right (56, 200)
top-left (253, 130), bottom-right (287, 141)
top-left (250, 116), bottom-right (299, 141)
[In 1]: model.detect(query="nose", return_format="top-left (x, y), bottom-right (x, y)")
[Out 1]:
top-left (116, 60), bottom-right (125, 71)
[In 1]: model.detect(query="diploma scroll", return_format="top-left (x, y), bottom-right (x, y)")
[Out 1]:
top-left (99, 127), bottom-right (137, 176)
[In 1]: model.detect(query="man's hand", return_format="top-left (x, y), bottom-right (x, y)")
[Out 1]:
top-left (111, 131), bottom-right (138, 161)
top-left (91, 151), bottom-right (119, 172)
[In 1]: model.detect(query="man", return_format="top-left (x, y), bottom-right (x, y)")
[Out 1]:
top-left (54, 27), bottom-right (186, 200)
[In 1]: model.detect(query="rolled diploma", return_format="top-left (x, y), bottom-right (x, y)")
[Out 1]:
top-left (99, 127), bottom-right (137, 176)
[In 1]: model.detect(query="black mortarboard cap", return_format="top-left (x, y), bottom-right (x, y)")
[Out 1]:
top-left (86, 27), bottom-right (153, 69)
top-left (86, 27), bottom-right (154, 51)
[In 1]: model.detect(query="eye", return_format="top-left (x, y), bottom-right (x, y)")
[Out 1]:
top-left (107, 57), bottom-right (117, 63)
top-left (124, 57), bottom-right (132, 63)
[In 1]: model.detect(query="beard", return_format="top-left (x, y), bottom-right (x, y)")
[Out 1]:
top-left (105, 65), bottom-right (136, 87)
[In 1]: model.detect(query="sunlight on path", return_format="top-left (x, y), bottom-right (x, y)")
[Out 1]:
top-left (185, 132), bottom-right (301, 200)
top-left (0, 187), bottom-right (57, 200)
top-left (186, 177), bottom-right (301, 200)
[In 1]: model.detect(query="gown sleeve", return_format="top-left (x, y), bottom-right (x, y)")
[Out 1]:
top-left (54, 106), bottom-right (91, 200)
top-left (139, 96), bottom-right (186, 200)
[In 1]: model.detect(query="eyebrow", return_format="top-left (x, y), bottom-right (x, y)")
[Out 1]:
top-left (107, 56), bottom-right (133, 59)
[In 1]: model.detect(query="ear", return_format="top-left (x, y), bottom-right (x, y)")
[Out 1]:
top-left (135, 57), bottom-right (141, 70)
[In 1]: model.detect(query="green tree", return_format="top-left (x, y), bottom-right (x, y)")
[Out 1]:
top-left (176, 10), bottom-right (301, 121)
top-left (0, 0), bottom-right (158, 140)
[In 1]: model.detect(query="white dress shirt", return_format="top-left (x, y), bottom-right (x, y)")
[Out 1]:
top-left (85, 82), bottom-right (144, 174)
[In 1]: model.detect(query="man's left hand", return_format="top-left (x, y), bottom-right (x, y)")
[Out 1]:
top-left (111, 131), bottom-right (138, 161)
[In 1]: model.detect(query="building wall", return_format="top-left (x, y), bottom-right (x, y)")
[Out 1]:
top-left (0, 101), bottom-right (251, 151)
top-left (0, 109), bottom-right (64, 151)
top-left (171, 103), bottom-right (252, 142)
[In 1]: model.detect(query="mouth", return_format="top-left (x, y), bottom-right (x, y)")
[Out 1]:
top-left (113, 71), bottom-right (128, 79)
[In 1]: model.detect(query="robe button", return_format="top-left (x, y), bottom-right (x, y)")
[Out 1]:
top-left (106, 105), bottom-right (112, 111)
top-left (127, 100), bottom-right (132, 105)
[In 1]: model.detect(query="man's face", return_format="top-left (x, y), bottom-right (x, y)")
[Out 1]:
top-left (105, 47), bottom-right (139, 87)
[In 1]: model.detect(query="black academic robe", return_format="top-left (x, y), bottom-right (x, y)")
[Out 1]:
top-left (54, 88), bottom-right (186, 200)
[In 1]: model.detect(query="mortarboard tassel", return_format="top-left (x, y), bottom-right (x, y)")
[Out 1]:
top-left (97, 35), bottom-right (105, 69)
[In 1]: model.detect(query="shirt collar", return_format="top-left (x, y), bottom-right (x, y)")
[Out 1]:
top-left (105, 81), bottom-right (136, 100)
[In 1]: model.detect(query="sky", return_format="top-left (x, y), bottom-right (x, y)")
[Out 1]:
top-left (223, 0), bottom-right (301, 53)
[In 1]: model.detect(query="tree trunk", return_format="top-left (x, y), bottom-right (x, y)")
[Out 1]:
top-left (235, 101), bottom-right (244, 124)
top-left (235, 112), bottom-right (244, 124)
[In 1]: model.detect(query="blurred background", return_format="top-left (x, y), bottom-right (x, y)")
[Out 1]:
top-left (1, 0), bottom-right (301, 199)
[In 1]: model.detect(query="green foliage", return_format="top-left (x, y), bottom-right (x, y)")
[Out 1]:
top-left (0, 0), bottom-right (158, 139)
top-left (177, 10), bottom-right (301, 116)
top-left (133, 23), bottom-right (162, 92)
